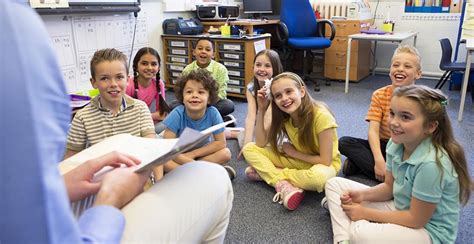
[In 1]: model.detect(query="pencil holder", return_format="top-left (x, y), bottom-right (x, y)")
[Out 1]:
top-left (382, 23), bottom-right (394, 33)
top-left (221, 25), bottom-right (231, 36)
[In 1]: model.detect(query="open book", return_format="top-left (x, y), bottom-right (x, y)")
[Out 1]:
top-left (59, 118), bottom-right (235, 177)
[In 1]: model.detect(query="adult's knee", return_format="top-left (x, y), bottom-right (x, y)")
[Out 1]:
top-left (187, 161), bottom-right (230, 183)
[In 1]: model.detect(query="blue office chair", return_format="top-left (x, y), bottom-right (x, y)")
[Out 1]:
top-left (435, 38), bottom-right (474, 90)
top-left (276, 0), bottom-right (335, 91)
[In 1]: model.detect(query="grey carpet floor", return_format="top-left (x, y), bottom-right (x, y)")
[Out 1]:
top-left (167, 74), bottom-right (474, 243)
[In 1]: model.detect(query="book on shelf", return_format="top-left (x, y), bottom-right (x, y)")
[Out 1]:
top-left (59, 118), bottom-right (236, 178)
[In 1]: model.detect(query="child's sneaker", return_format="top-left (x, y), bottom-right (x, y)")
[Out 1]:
top-left (272, 180), bottom-right (304, 210)
top-left (237, 129), bottom-right (245, 148)
top-left (223, 165), bottom-right (236, 180)
top-left (321, 197), bottom-right (329, 210)
top-left (223, 114), bottom-right (237, 127)
top-left (244, 166), bottom-right (263, 181)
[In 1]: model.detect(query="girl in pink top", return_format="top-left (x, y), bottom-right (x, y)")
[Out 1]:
top-left (126, 47), bottom-right (169, 134)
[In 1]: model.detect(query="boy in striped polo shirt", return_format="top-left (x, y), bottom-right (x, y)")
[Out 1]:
top-left (338, 45), bottom-right (422, 182)
top-left (64, 48), bottom-right (159, 177)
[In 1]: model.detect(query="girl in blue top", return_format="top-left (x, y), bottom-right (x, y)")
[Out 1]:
top-left (324, 85), bottom-right (472, 244)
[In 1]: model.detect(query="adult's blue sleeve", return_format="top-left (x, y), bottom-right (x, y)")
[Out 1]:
top-left (0, 2), bottom-right (125, 243)
top-left (78, 206), bottom-right (126, 243)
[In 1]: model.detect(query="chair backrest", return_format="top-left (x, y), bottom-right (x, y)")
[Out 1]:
top-left (439, 38), bottom-right (453, 69)
top-left (280, 0), bottom-right (317, 37)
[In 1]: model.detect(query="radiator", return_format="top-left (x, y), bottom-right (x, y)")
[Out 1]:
top-left (311, 0), bottom-right (350, 19)
top-left (311, 0), bottom-right (372, 20)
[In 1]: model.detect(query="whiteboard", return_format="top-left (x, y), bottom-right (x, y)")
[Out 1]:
top-left (42, 13), bottom-right (149, 94)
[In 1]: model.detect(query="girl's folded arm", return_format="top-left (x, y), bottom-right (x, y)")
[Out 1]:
top-left (287, 128), bottom-right (334, 166)
top-left (363, 197), bottom-right (437, 228)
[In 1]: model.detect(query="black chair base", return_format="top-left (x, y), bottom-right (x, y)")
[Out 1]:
top-left (434, 70), bottom-right (452, 89)
top-left (283, 49), bottom-right (329, 92)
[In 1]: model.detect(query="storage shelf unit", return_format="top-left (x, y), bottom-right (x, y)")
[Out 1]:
top-left (162, 34), bottom-right (271, 98)
top-left (324, 20), bottom-right (370, 82)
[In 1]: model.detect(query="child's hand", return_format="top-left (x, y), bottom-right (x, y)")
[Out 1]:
top-left (374, 158), bottom-right (386, 182)
top-left (281, 142), bottom-right (296, 157)
top-left (152, 111), bottom-right (168, 121)
top-left (256, 87), bottom-right (270, 111)
top-left (237, 148), bottom-right (244, 160)
top-left (341, 190), bottom-right (364, 204)
top-left (340, 192), bottom-right (353, 205)
top-left (158, 111), bottom-right (168, 118)
top-left (264, 78), bottom-right (272, 99)
top-left (341, 202), bottom-right (366, 221)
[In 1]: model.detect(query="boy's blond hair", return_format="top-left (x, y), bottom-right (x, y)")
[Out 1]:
top-left (392, 45), bottom-right (422, 71)
top-left (90, 48), bottom-right (128, 79)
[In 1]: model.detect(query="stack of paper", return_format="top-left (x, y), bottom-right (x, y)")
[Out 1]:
top-left (462, 1), bottom-right (474, 39)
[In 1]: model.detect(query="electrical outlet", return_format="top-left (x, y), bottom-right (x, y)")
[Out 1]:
top-left (374, 14), bottom-right (384, 20)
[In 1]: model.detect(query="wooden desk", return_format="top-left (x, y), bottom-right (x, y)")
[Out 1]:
top-left (201, 19), bottom-right (279, 34)
top-left (162, 34), bottom-right (271, 98)
top-left (344, 32), bottom-right (418, 93)
top-left (324, 19), bottom-right (371, 82)
top-left (458, 39), bottom-right (474, 121)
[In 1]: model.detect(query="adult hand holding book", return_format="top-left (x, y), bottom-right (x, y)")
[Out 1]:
top-left (59, 118), bottom-right (236, 179)
top-left (63, 151), bottom-right (142, 202)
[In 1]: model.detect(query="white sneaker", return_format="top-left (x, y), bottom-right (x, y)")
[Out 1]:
top-left (237, 129), bottom-right (245, 148)
top-left (223, 114), bottom-right (237, 127)
top-left (321, 197), bottom-right (328, 210)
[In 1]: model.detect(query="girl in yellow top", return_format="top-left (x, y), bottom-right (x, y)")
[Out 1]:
top-left (242, 72), bottom-right (341, 210)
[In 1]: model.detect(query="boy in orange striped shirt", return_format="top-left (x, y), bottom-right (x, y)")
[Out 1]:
top-left (339, 45), bottom-right (422, 182)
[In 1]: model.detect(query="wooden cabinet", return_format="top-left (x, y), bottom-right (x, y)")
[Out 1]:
top-left (324, 20), bottom-right (370, 82)
top-left (162, 34), bottom-right (271, 98)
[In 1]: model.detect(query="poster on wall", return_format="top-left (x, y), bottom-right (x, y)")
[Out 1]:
top-left (405, 0), bottom-right (462, 13)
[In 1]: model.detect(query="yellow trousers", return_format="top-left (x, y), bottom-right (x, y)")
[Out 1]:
top-left (242, 143), bottom-right (337, 192)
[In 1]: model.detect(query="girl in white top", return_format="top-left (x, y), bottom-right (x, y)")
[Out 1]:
top-left (239, 49), bottom-right (283, 157)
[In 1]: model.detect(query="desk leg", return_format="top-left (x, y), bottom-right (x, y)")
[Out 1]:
top-left (245, 26), bottom-right (254, 35)
top-left (345, 37), bottom-right (352, 93)
top-left (372, 40), bottom-right (378, 76)
top-left (458, 50), bottom-right (472, 121)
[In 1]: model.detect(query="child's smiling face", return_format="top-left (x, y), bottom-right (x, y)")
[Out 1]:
top-left (137, 53), bottom-right (159, 82)
top-left (271, 77), bottom-right (305, 117)
top-left (183, 79), bottom-right (210, 114)
top-left (389, 96), bottom-right (437, 154)
top-left (389, 52), bottom-right (421, 88)
top-left (193, 40), bottom-right (214, 68)
top-left (254, 54), bottom-right (273, 84)
top-left (90, 60), bottom-right (127, 111)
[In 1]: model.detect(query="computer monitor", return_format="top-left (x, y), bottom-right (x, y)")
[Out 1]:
top-left (243, 0), bottom-right (272, 14)
top-left (272, 0), bottom-right (282, 15)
